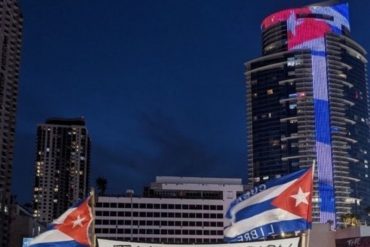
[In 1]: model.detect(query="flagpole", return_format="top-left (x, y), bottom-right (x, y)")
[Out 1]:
top-left (90, 188), bottom-right (97, 247)
top-left (306, 160), bottom-right (316, 247)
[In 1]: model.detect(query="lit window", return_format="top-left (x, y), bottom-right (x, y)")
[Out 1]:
top-left (287, 57), bottom-right (295, 67)
top-left (272, 139), bottom-right (279, 146)
top-left (267, 89), bottom-right (274, 95)
top-left (289, 103), bottom-right (297, 110)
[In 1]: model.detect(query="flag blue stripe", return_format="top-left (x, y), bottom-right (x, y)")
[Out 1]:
top-left (225, 219), bottom-right (311, 242)
top-left (332, 3), bottom-right (349, 20)
top-left (234, 199), bottom-right (275, 222)
top-left (311, 50), bottom-right (326, 57)
top-left (319, 181), bottom-right (335, 213)
top-left (314, 99), bottom-right (331, 144)
top-left (330, 25), bottom-right (342, 34)
top-left (264, 168), bottom-right (307, 188)
top-left (226, 168), bottom-right (308, 219)
top-left (30, 240), bottom-right (87, 247)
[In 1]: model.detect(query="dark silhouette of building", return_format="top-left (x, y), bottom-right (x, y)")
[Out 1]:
top-left (0, 0), bottom-right (23, 246)
top-left (32, 117), bottom-right (91, 224)
top-left (246, 1), bottom-right (369, 227)
top-left (9, 203), bottom-right (45, 247)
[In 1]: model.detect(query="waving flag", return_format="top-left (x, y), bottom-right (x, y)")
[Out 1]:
top-left (224, 168), bottom-right (313, 242)
top-left (30, 196), bottom-right (94, 247)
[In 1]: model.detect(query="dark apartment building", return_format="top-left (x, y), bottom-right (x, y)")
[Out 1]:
top-left (32, 117), bottom-right (91, 224)
top-left (246, 1), bottom-right (369, 227)
top-left (0, 0), bottom-right (22, 246)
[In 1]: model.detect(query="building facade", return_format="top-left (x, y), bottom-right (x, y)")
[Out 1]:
top-left (9, 204), bottom-right (45, 247)
top-left (246, 1), bottom-right (369, 227)
top-left (32, 117), bottom-right (91, 224)
top-left (0, 0), bottom-right (23, 246)
top-left (95, 176), bottom-right (244, 244)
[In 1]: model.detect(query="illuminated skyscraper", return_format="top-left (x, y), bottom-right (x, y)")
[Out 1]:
top-left (32, 118), bottom-right (91, 224)
top-left (246, 1), bottom-right (369, 227)
top-left (0, 0), bottom-right (22, 246)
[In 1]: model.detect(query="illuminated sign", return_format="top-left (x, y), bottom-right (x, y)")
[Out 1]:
top-left (336, 237), bottom-right (370, 247)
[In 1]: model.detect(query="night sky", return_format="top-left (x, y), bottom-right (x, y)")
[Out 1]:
top-left (13, 0), bottom-right (370, 203)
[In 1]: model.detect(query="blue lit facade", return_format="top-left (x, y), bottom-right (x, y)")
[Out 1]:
top-left (246, 1), bottom-right (369, 227)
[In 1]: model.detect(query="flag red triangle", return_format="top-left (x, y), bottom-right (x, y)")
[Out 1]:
top-left (271, 168), bottom-right (313, 222)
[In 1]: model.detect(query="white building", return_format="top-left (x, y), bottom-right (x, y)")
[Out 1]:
top-left (95, 176), bottom-right (244, 244)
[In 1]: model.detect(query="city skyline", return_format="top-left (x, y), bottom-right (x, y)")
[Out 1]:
top-left (13, 0), bottom-right (370, 205)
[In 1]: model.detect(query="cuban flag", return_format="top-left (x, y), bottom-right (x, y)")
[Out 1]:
top-left (224, 168), bottom-right (313, 242)
top-left (30, 196), bottom-right (94, 247)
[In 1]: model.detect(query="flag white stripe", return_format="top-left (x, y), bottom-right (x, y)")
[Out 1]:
top-left (30, 230), bottom-right (73, 244)
top-left (52, 208), bottom-right (76, 225)
top-left (308, 6), bottom-right (350, 30)
top-left (291, 37), bottom-right (326, 51)
top-left (230, 179), bottom-right (297, 217)
top-left (224, 208), bottom-right (302, 238)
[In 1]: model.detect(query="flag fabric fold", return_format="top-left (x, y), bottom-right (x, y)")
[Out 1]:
top-left (30, 196), bottom-right (94, 247)
top-left (224, 168), bottom-right (313, 242)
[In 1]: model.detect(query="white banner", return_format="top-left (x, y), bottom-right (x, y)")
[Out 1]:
top-left (98, 237), bottom-right (300, 247)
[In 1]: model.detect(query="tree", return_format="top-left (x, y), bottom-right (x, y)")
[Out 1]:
top-left (341, 213), bottom-right (360, 228)
top-left (95, 177), bottom-right (107, 196)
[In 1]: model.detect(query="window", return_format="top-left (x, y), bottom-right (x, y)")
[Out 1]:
top-left (287, 57), bottom-right (295, 67)
top-left (289, 103), bottom-right (297, 110)
top-left (267, 89), bottom-right (274, 95)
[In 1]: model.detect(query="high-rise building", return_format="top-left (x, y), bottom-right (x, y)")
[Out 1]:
top-left (246, 1), bottom-right (369, 227)
top-left (32, 117), bottom-right (91, 224)
top-left (0, 0), bottom-right (23, 246)
top-left (95, 176), bottom-right (244, 244)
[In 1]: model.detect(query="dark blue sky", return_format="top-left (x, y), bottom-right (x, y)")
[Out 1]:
top-left (13, 0), bottom-right (370, 203)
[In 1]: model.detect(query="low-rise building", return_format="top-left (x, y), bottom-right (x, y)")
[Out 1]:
top-left (95, 176), bottom-right (244, 244)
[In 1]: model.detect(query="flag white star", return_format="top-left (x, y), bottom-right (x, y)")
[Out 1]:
top-left (290, 187), bottom-right (310, 207)
top-left (72, 215), bottom-right (86, 228)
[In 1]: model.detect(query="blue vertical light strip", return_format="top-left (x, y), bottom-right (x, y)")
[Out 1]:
top-left (294, 36), bottom-right (336, 226)
top-left (311, 50), bottom-right (336, 225)
top-left (287, 3), bottom-right (350, 226)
